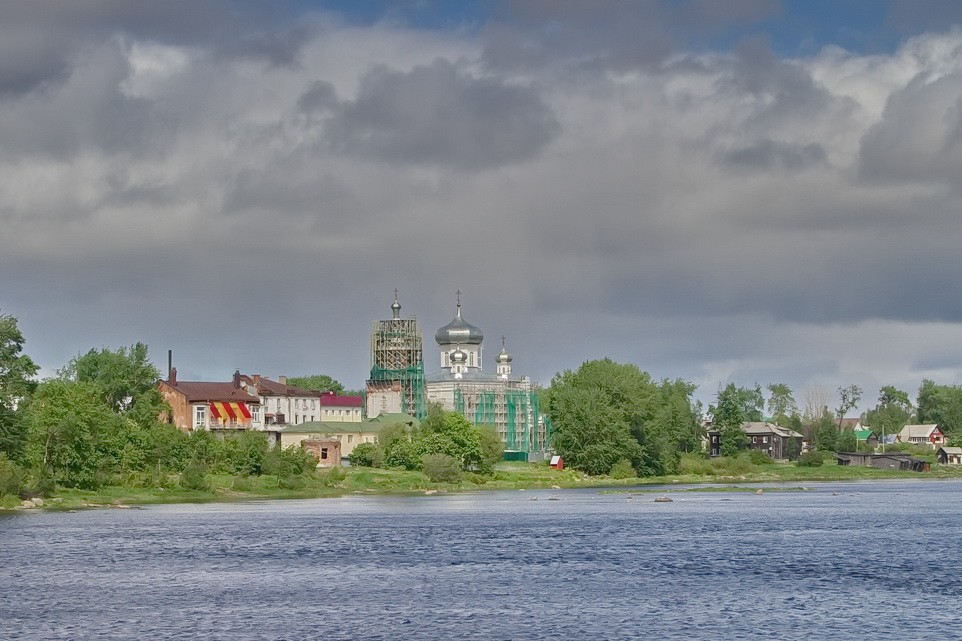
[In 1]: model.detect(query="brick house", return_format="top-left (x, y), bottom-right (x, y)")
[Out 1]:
top-left (158, 368), bottom-right (262, 432)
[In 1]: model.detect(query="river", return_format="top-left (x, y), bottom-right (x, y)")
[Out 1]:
top-left (2, 480), bottom-right (960, 640)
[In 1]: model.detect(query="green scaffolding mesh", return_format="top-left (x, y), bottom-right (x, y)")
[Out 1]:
top-left (368, 363), bottom-right (426, 419)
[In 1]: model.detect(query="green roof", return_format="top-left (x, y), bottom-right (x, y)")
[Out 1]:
top-left (278, 413), bottom-right (419, 435)
top-left (854, 429), bottom-right (877, 440)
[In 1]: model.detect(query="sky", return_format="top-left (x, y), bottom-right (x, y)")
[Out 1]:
top-left (4, 0), bottom-right (962, 415)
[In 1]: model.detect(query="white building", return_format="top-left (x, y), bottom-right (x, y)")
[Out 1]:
top-left (425, 294), bottom-right (548, 458)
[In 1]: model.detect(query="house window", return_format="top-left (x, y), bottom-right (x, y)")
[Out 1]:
top-left (320, 448), bottom-right (329, 460)
top-left (751, 436), bottom-right (757, 443)
top-left (347, 435), bottom-right (353, 443)
top-left (194, 405), bottom-right (206, 428)
top-left (294, 399), bottom-right (300, 409)
top-left (762, 437), bottom-right (768, 444)
top-left (250, 405), bottom-right (261, 424)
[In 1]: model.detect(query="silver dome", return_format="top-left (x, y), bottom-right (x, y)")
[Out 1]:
top-left (435, 303), bottom-right (483, 346)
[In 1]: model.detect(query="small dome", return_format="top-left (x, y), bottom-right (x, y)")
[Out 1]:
top-left (390, 290), bottom-right (402, 319)
top-left (451, 347), bottom-right (467, 363)
top-left (497, 347), bottom-right (512, 364)
top-left (435, 303), bottom-right (483, 346)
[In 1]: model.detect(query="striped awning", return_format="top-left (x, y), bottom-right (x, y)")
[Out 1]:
top-left (209, 401), bottom-right (252, 421)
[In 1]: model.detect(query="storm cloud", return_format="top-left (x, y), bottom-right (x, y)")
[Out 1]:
top-left (3, 2), bottom-right (962, 414)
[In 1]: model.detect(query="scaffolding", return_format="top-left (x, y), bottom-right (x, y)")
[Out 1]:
top-left (447, 382), bottom-right (548, 456)
top-left (368, 315), bottom-right (426, 419)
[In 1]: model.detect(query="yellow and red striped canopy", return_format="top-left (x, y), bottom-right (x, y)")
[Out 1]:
top-left (209, 401), bottom-right (252, 421)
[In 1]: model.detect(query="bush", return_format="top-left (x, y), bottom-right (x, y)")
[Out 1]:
top-left (263, 445), bottom-right (316, 478)
top-left (231, 474), bottom-right (253, 492)
top-left (0, 454), bottom-right (24, 498)
top-left (747, 450), bottom-right (774, 465)
top-left (609, 458), bottom-right (636, 479)
top-left (679, 453), bottom-right (713, 475)
top-left (277, 474), bottom-right (307, 490)
top-left (180, 457), bottom-right (210, 490)
top-left (797, 450), bottom-right (824, 467)
top-left (423, 453), bottom-right (462, 483)
top-left (464, 472), bottom-right (487, 485)
top-left (349, 442), bottom-right (383, 468)
top-left (317, 465), bottom-right (347, 487)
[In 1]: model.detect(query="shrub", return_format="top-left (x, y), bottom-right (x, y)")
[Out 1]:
top-left (317, 465), bottom-right (347, 487)
top-left (384, 439), bottom-right (421, 471)
top-left (180, 457), bottom-right (210, 490)
top-left (0, 454), bottom-right (24, 498)
top-left (747, 450), bottom-right (774, 465)
top-left (423, 453), bottom-right (462, 483)
top-left (464, 472), bottom-right (487, 485)
top-left (609, 458), bottom-right (636, 479)
top-left (263, 446), bottom-right (316, 478)
top-left (797, 450), bottom-right (824, 467)
top-left (349, 442), bottom-right (383, 468)
top-left (277, 474), bottom-right (307, 490)
top-left (679, 453), bottom-right (713, 476)
top-left (231, 474), bottom-right (253, 492)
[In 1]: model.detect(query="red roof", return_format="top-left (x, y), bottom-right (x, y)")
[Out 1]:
top-left (162, 381), bottom-right (260, 404)
top-left (319, 391), bottom-right (362, 407)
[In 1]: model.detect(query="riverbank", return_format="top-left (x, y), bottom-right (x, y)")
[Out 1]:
top-left (4, 460), bottom-right (962, 511)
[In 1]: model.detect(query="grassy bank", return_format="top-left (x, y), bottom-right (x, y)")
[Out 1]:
top-left (4, 458), bottom-right (962, 511)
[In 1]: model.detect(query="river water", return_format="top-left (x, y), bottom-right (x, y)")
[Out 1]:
top-left (2, 480), bottom-right (960, 640)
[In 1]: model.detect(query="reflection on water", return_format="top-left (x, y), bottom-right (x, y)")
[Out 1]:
top-left (2, 480), bottom-right (961, 640)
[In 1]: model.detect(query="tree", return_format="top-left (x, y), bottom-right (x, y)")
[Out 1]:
top-left (415, 408), bottom-right (483, 471)
top-left (545, 359), bottom-right (700, 476)
top-left (917, 379), bottom-right (962, 441)
top-left (286, 375), bottom-right (345, 394)
top-left (814, 411), bottom-right (838, 452)
top-left (710, 383), bottom-right (762, 456)
top-left (478, 425), bottom-right (504, 471)
top-left (835, 384), bottom-right (863, 426)
top-left (801, 385), bottom-right (830, 423)
top-left (837, 429), bottom-right (857, 452)
top-left (767, 383), bottom-right (797, 426)
top-left (349, 442), bottom-right (382, 467)
top-left (60, 343), bottom-right (160, 414)
top-left (24, 379), bottom-right (127, 489)
top-left (0, 313), bottom-right (39, 460)
top-left (864, 385), bottom-right (914, 445)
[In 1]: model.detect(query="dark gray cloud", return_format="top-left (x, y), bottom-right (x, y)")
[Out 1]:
top-left (4, 6), bottom-right (962, 417)
top-left (720, 139), bottom-right (827, 170)
top-left (483, 0), bottom-right (778, 74)
top-left (858, 72), bottom-right (962, 187)
top-left (323, 58), bottom-right (560, 169)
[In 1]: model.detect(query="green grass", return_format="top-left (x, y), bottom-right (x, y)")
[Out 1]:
top-left (5, 458), bottom-right (962, 511)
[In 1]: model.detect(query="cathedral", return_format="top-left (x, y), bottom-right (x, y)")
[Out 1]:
top-left (366, 291), bottom-right (548, 459)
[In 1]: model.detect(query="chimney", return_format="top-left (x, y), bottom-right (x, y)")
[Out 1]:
top-left (233, 369), bottom-right (241, 389)
top-left (168, 350), bottom-right (173, 380)
top-left (169, 367), bottom-right (177, 386)
top-left (252, 374), bottom-right (261, 385)
top-left (278, 375), bottom-right (287, 385)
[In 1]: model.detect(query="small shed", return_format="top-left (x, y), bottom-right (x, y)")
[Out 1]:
top-left (549, 455), bottom-right (564, 470)
top-left (937, 446), bottom-right (962, 465)
top-left (301, 438), bottom-right (342, 468)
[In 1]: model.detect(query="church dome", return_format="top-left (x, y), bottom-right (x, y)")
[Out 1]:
top-left (435, 302), bottom-right (483, 346)
top-left (497, 346), bottom-right (512, 364)
top-left (451, 346), bottom-right (467, 363)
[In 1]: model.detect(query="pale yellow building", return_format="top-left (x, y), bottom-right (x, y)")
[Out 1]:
top-left (278, 413), bottom-right (419, 461)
